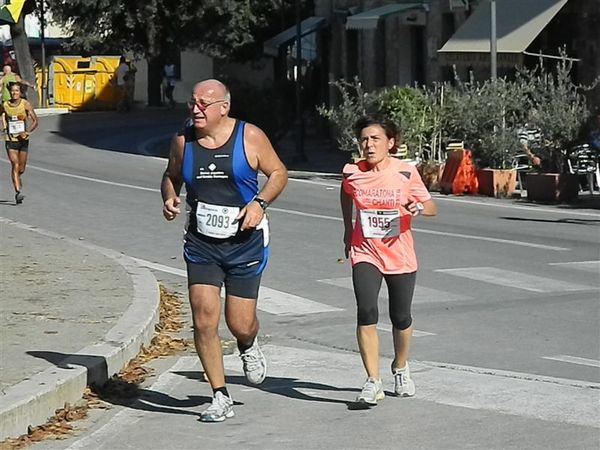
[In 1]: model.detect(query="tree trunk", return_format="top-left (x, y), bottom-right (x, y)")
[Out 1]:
top-left (144, 6), bottom-right (163, 107)
top-left (147, 55), bottom-right (163, 107)
top-left (9, 13), bottom-right (40, 107)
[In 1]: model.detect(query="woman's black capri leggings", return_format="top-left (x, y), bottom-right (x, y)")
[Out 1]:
top-left (352, 262), bottom-right (416, 330)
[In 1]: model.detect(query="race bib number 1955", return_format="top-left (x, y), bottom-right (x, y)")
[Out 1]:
top-left (359, 209), bottom-right (400, 238)
top-left (196, 201), bottom-right (240, 239)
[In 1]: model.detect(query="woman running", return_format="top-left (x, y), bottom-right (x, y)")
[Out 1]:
top-left (2, 82), bottom-right (38, 204)
top-left (340, 115), bottom-right (437, 406)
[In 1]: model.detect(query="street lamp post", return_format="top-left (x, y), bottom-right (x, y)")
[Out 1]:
top-left (490, 0), bottom-right (497, 80)
top-left (294, 0), bottom-right (306, 162)
top-left (40, 0), bottom-right (47, 107)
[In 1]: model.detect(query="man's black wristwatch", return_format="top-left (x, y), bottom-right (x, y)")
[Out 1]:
top-left (253, 197), bottom-right (269, 210)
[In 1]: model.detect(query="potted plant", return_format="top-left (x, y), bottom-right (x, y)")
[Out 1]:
top-left (439, 76), bottom-right (525, 198)
top-left (317, 77), bottom-right (382, 162)
top-left (379, 85), bottom-right (445, 191)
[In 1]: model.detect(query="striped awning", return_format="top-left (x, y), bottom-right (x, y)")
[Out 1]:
top-left (263, 16), bottom-right (328, 57)
top-left (346, 3), bottom-right (426, 30)
top-left (438, 0), bottom-right (568, 65)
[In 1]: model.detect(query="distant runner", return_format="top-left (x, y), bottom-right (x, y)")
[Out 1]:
top-left (2, 82), bottom-right (38, 204)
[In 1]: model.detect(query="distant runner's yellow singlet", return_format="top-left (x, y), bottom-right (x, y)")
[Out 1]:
top-left (3, 99), bottom-right (29, 142)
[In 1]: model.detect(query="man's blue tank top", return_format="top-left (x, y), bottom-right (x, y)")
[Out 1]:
top-left (181, 120), bottom-right (259, 210)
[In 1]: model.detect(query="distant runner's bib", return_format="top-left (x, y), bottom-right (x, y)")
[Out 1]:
top-left (359, 209), bottom-right (400, 238)
top-left (8, 117), bottom-right (25, 134)
top-left (195, 201), bottom-right (239, 239)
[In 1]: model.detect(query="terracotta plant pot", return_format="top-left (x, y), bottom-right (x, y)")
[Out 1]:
top-left (524, 173), bottom-right (579, 202)
top-left (476, 168), bottom-right (517, 198)
top-left (417, 162), bottom-right (445, 192)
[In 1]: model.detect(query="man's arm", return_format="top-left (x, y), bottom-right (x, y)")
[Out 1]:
top-left (15, 75), bottom-right (34, 89)
top-left (238, 123), bottom-right (288, 230)
top-left (161, 134), bottom-right (184, 221)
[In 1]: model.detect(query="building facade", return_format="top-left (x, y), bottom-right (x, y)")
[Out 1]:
top-left (300, 0), bottom-right (599, 106)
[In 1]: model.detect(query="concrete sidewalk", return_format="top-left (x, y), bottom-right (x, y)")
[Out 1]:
top-left (0, 218), bottom-right (159, 441)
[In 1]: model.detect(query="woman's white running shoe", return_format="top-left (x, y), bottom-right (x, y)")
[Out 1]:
top-left (356, 377), bottom-right (385, 405)
top-left (393, 364), bottom-right (416, 397)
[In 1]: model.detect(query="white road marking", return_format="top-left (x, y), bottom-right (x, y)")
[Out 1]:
top-left (16, 163), bottom-right (161, 192)
top-left (433, 194), bottom-right (600, 218)
top-left (542, 355), bottom-right (600, 368)
top-left (258, 287), bottom-right (343, 315)
top-left (549, 260), bottom-right (600, 274)
top-left (7, 161), bottom-right (578, 250)
top-left (436, 267), bottom-right (594, 292)
top-left (223, 345), bottom-right (600, 428)
top-left (131, 257), bottom-right (187, 277)
top-left (131, 257), bottom-right (343, 316)
top-left (7, 157), bottom-right (599, 218)
top-left (415, 228), bottom-right (569, 251)
top-left (66, 356), bottom-right (198, 450)
top-left (319, 276), bottom-right (469, 304)
top-left (376, 322), bottom-right (436, 336)
top-left (269, 207), bottom-right (568, 250)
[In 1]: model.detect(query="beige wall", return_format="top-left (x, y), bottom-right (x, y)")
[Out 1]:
top-left (132, 51), bottom-right (214, 104)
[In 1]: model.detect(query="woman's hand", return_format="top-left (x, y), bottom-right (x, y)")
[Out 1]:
top-left (343, 229), bottom-right (352, 259)
top-left (403, 200), bottom-right (423, 217)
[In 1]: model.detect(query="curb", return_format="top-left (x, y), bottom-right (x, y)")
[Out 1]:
top-left (33, 108), bottom-right (70, 117)
top-left (0, 219), bottom-right (160, 442)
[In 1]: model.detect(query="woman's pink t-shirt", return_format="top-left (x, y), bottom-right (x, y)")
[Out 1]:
top-left (342, 158), bottom-right (431, 274)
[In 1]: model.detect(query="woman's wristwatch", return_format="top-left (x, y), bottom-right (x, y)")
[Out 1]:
top-left (414, 202), bottom-right (424, 216)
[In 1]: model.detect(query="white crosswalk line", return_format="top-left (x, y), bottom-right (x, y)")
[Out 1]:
top-left (549, 260), bottom-right (600, 274)
top-left (436, 267), bottom-right (594, 292)
top-left (258, 287), bottom-right (343, 315)
top-left (542, 355), bottom-right (600, 368)
top-left (131, 257), bottom-right (343, 316)
top-left (318, 277), bottom-right (468, 304)
top-left (223, 344), bottom-right (600, 428)
top-left (376, 322), bottom-right (436, 336)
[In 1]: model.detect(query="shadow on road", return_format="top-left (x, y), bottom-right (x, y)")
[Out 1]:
top-left (46, 108), bottom-right (188, 157)
top-left (174, 371), bottom-right (365, 409)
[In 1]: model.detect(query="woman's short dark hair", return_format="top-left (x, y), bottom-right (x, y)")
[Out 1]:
top-left (353, 115), bottom-right (401, 154)
top-left (7, 81), bottom-right (21, 92)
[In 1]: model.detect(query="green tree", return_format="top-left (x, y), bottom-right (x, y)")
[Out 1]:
top-left (45, 0), bottom-right (283, 106)
top-left (379, 86), bottom-right (434, 159)
top-left (317, 77), bottom-right (383, 155)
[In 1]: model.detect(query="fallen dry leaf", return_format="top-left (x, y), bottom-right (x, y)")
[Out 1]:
top-left (0, 285), bottom-right (191, 449)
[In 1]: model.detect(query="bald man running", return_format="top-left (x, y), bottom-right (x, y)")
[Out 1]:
top-left (161, 79), bottom-right (288, 422)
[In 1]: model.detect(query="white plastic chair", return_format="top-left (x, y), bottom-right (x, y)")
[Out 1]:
top-left (512, 153), bottom-right (531, 195)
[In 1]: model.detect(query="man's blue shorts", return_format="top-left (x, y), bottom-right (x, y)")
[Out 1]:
top-left (183, 224), bottom-right (269, 299)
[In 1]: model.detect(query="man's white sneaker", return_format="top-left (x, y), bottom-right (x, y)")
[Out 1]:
top-left (393, 364), bottom-right (416, 397)
top-left (240, 339), bottom-right (267, 385)
top-left (356, 377), bottom-right (385, 405)
top-left (199, 392), bottom-right (234, 422)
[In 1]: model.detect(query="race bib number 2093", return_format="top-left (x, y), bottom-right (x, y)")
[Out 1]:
top-left (196, 201), bottom-right (240, 239)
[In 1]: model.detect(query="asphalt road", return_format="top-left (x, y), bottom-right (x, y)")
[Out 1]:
top-left (2, 110), bottom-right (598, 449)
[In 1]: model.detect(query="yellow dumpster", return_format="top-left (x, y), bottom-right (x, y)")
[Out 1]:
top-left (43, 55), bottom-right (125, 111)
